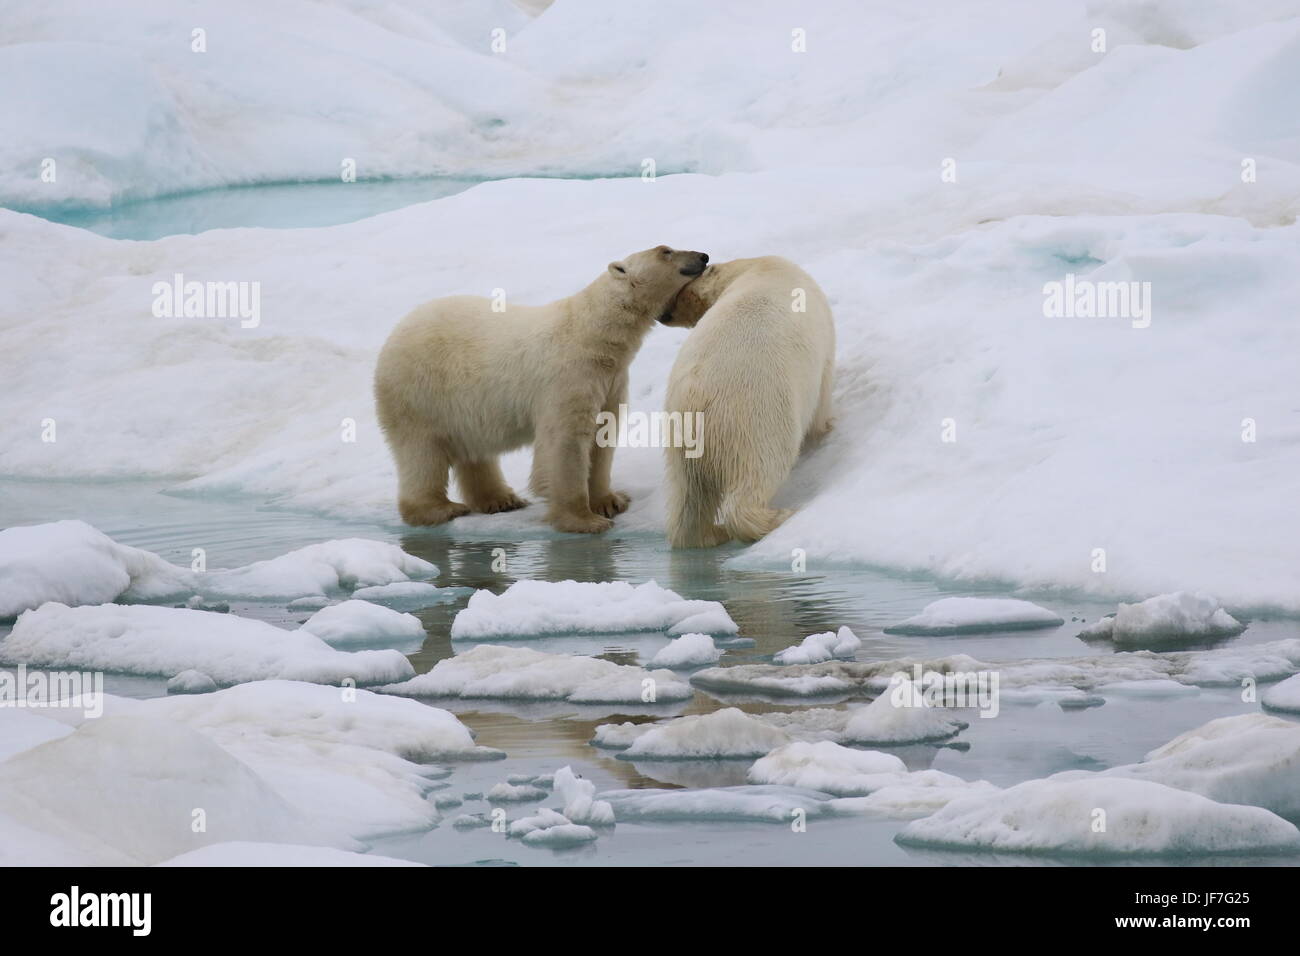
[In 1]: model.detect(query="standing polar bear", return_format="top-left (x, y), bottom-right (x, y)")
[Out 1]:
top-left (375, 245), bottom-right (710, 533)
top-left (660, 256), bottom-right (835, 548)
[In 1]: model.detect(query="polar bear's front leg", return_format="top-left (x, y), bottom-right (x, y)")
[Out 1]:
top-left (535, 407), bottom-right (613, 534)
top-left (589, 373), bottom-right (631, 519)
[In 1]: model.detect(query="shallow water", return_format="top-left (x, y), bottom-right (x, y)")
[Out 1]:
top-left (10, 177), bottom-right (480, 240)
top-left (3, 478), bottom-right (1299, 866)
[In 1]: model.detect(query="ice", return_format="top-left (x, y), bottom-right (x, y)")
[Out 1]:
top-left (748, 741), bottom-right (994, 812)
top-left (614, 708), bottom-right (790, 760)
top-left (507, 807), bottom-right (597, 848)
top-left (298, 600), bottom-right (425, 646)
top-left (552, 766), bottom-right (615, 826)
top-left (841, 683), bottom-right (969, 745)
top-left (1077, 592), bottom-right (1244, 646)
top-left (450, 580), bottom-right (737, 640)
top-left (381, 644), bottom-right (692, 704)
top-left (692, 640), bottom-right (1300, 700)
top-left (487, 782), bottom-right (548, 803)
top-left (0, 521), bottom-right (437, 617)
top-left (646, 633), bottom-right (722, 670)
top-left (2, 602), bottom-right (414, 687)
top-left (1263, 674), bottom-right (1300, 713)
top-left (166, 670), bottom-right (218, 695)
top-left (156, 842), bottom-right (425, 867)
top-left (884, 598), bottom-right (1063, 636)
top-left (1085, 713), bottom-right (1300, 819)
top-left (896, 777), bottom-right (1300, 856)
top-left (0, 709), bottom-right (73, 762)
top-left (598, 785), bottom-right (841, 823)
top-left (773, 626), bottom-right (862, 665)
top-left (350, 581), bottom-right (460, 610)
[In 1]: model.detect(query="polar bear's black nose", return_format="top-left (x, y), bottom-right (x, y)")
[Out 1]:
top-left (699, 253), bottom-right (709, 264)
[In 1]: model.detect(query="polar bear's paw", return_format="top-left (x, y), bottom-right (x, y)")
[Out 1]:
top-left (399, 499), bottom-right (471, 526)
top-left (551, 511), bottom-right (615, 534)
top-left (590, 491), bottom-right (631, 519)
top-left (471, 491), bottom-right (530, 515)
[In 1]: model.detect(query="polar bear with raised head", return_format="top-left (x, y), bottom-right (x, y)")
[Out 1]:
top-left (660, 256), bottom-right (835, 547)
top-left (375, 245), bottom-right (709, 534)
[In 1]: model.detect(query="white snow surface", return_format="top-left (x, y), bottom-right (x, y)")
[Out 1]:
top-left (646, 633), bottom-right (723, 670)
top-left (1263, 673), bottom-right (1300, 713)
top-left (450, 580), bottom-right (737, 640)
top-left (885, 598), bottom-right (1063, 635)
top-left (157, 842), bottom-right (426, 867)
top-left (773, 626), bottom-right (862, 665)
top-left (4, 1), bottom-right (1300, 609)
top-left (1, 602), bottom-right (415, 686)
top-left (0, 521), bottom-right (437, 618)
top-left (1078, 591), bottom-right (1244, 645)
top-left (896, 776), bottom-right (1300, 856)
top-left (298, 599), bottom-right (425, 646)
top-left (380, 644), bottom-right (693, 703)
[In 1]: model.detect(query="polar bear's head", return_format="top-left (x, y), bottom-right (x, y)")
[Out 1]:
top-left (606, 246), bottom-right (709, 316)
top-left (657, 261), bottom-right (729, 328)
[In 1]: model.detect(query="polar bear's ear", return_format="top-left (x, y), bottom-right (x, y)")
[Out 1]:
top-left (608, 261), bottom-right (628, 278)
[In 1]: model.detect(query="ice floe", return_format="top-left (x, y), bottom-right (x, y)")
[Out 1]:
top-left (450, 580), bottom-right (736, 640)
top-left (1263, 674), bottom-right (1300, 713)
top-left (773, 626), bottom-right (862, 665)
top-left (380, 644), bottom-right (693, 704)
top-left (507, 807), bottom-right (598, 848)
top-left (350, 581), bottom-right (459, 609)
top-left (885, 598), bottom-right (1064, 635)
top-left (2, 602), bottom-right (414, 686)
top-left (841, 683), bottom-right (970, 744)
top-left (298, 599), bottom-right (425, 646)
top-left (0, 520), bottom-right (437, 617)
top-left (896, 776), bottom-right (1300, 856)
top-left (1078, 592), bottom-right (1244, 646)
top-left (646, 633), bottom-right (723, 670)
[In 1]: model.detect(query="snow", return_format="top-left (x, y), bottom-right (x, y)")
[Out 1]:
top-left (380, 644), bottom-right (693, 704)
top-left (450, 580), bottom-right (737, 640)
top-left (552, 765), bottom-right (615, 826)
top-left (487, 782), bottom-right (548, 803)
top-left (350, 581), bottom-right (459, 610)
top-left (773, 626), bottom-right (862, 665)
top-left (747, 741), bottom-right (993, 812)
top-left (157, 842), bottom-right (425, 867)
top-left (166, 669), bottom-right (217, 695)
top-left (646, 633), bottom-right (722, 670)
top-left (841, 685), bottom-right (969, 745)
top-left (0, 680), bottom-right (497, 864)
top-left (896, 777), bottom-right (1300, 857)
top-left (615, 708), bottom-right (790, 761)
top-left (507, 807), bottom-right (597, 848)
top-left (1, 602), bottom-right (415, 686)
top-left (0, 709), bottom-right (73, 762)
top-left (1089, 713), bottom-right (1300, 819)
top-left (0, 521), bottom-right (437, 617)
top-left (3, 3), bottom-right (1300, 610)
top-left (692, 640), bottom-right (1300, 700)
top-left (598, 785), bottom-right (840, 824)
top-left (298, 600), bottom-right (425, 646)
top-left (1263, 674), bottom-right (1300, 713)
top-left (1077, 592), bottom-right (1244, 646)
top-left (884, 598), bottom-right (1063, 636)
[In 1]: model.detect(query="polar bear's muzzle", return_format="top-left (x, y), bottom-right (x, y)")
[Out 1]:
top-left (679, 252), bottom-right (709, 276)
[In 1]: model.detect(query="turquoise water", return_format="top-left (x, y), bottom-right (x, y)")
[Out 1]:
top-left (8, 177), bottom-right (480, 240)
top-left (2, 478), bottom-right (1298, 866)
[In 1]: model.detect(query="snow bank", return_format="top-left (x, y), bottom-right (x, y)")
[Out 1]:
top-left (2, 603), bottom-right (414, 686)
top-left (773, 626), bottom-right (862, 665)
top-left (896, 777), bottom-right (1300, 856)
top-left (450, 580), bottom-right (736, 640)
top-left (299, 600), bottom-right (424, 646)
top-left (0, 521), bottom-right (437, 617)
top-left (646, 633), bottom-right (722, 670)
top-left (380, 644), bottom-right (692, 704)
top-left (1078, 592), bottom-right (1244, 645)
top-left (884, 598), bottom-right (1063, 636)
top-left (157, 842), bottom-right (425, 867)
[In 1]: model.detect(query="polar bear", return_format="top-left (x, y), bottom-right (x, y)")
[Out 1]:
top-left (375, 245), bottom-right (710, 533)
top-left (660, 256), bottom-right (835, 548)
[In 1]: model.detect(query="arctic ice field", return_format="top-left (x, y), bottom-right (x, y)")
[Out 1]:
top-left (2, 0), bottom-right (1300, 867)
